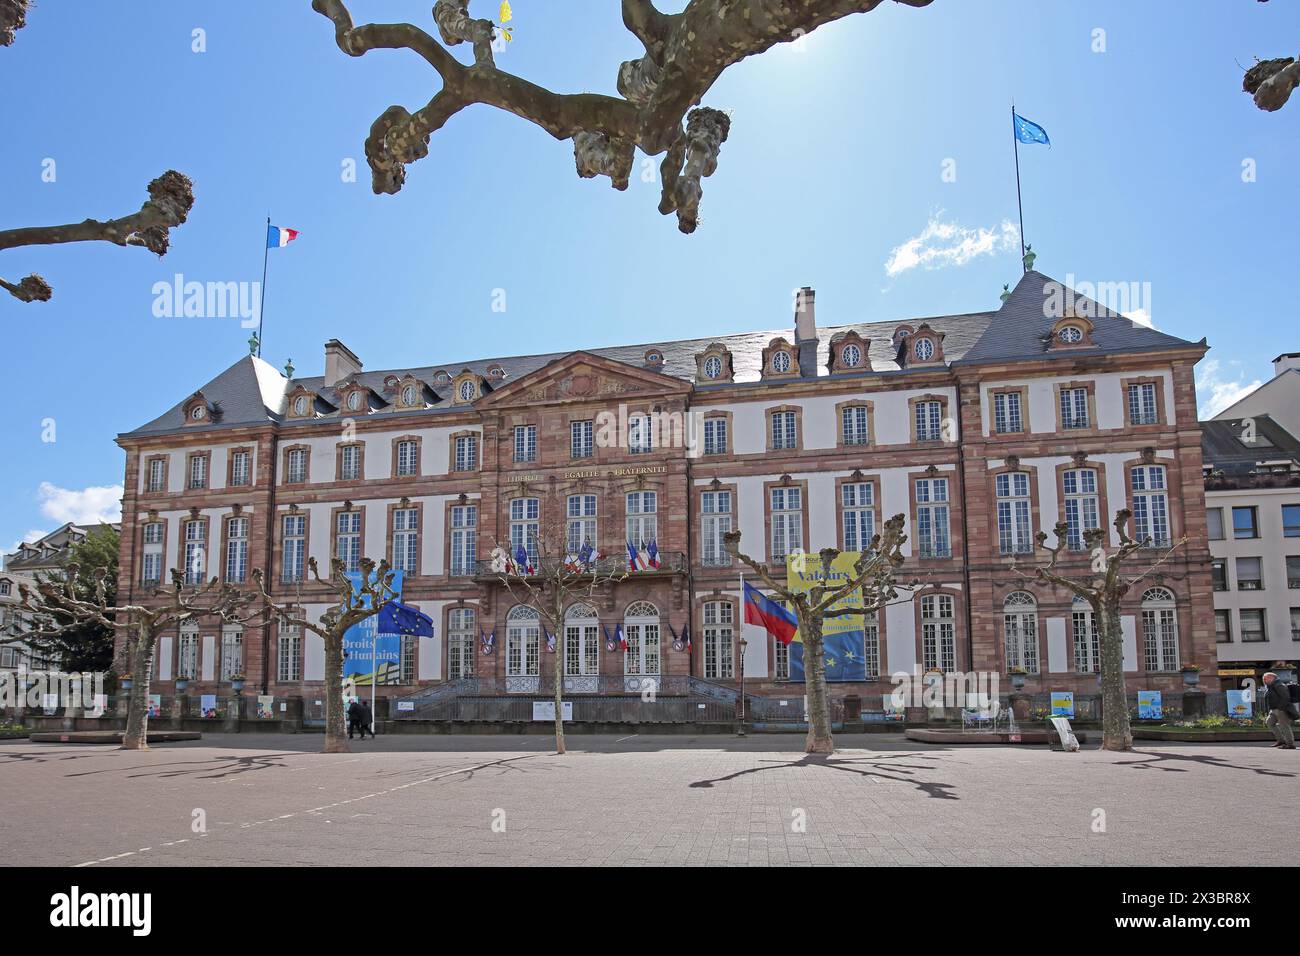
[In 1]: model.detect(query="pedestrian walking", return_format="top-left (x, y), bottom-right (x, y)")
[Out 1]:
top-left (1263, 672), bottom-right (1297, 750)
top-left (347, 698), bottom-right (363, 740)
top-left (359, 699), bottom-right (374, 740)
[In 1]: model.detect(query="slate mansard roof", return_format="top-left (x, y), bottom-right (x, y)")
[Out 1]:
top-left (1201, 415), bottom-right (1300, 478)
top-left (120, 271), bottom-right (1204, 440)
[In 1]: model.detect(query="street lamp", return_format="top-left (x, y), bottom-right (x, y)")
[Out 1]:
top-left (737, 636), bottom-right (748, 737)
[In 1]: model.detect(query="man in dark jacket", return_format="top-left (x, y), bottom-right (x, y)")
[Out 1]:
top-left (346, 698), bottom-right (363, 740)
top-left (359, 699), bottom-right (374, 740)
top-left (1263, 672), bottom-right (1295, 749)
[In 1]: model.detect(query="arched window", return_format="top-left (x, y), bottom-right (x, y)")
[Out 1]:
top-left (1141, 587), bottom-right (1179, 672)
top-left (564, 602), bottom-right (599, 684)
top-left (1002, 591), bottom-right (1039, 673)
top-left (506, 605), bottom-right (540, 683)
top-left (624, 602), bottom-right (661, 687)
top-left (448, 606), bottom-right (476, 680)
top-left (1071, 596), bottom-right (1098, 673)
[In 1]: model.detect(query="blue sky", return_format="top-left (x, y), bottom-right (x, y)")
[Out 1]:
top-left (2, 0), bottom-right (1297, 550)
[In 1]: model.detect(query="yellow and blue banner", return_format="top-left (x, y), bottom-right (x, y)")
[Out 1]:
top-left (785, 552), bottom-right (867, 682)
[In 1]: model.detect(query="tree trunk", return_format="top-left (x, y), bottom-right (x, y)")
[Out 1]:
top-left (1097, 602), bottom-right (1132, 752)
top-left (800, 615), bottom-right (834, 755)
top-left (323, 634), bottom-right (350, 754)
top-left (121, 623), bottom-right (156, 751)
top-left (553, 631), bottom-right (566, 756)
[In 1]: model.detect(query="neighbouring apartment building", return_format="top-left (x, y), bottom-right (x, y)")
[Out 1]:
top-left (3, 523), bottom-right (121, 577)
top-left (1203, 360), bottom-right (1300, 688)
top-left (113, 270), bottom-right (1217, 711)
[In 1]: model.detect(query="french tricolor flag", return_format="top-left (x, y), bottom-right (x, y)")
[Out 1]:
top-left (267, 224), bottom-right (299, 248)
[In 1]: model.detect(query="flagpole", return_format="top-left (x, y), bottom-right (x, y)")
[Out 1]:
top-left (1011, 102), bottom-right (1027, 270)
top-left (256, 215), bottom-right (270, 357)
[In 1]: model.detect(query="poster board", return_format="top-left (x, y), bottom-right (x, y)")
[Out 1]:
top-left (1050, 691), bottom-right (1075, 717)
top-left (786, 551), bottom-right (868, 682)
top-left (1137, 690), bottom-right (1162, 719)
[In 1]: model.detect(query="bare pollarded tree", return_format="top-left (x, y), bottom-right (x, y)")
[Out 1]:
top-left (1, 0), bottom-right (29, 46)
top-left (17, 566), bottom-right (260, 750)
top-left (723, 514), bottom-right (911, 756)
top-left (312, 0), bottom-right (934, 233)
top-left (489, 530), bottom-right (628, 755)
top-left (1241, 2), bottom-right (1298, 112)
top-left (1013, 510), bottom-right (1187, 753)
top-left (254, 557), bottom-right (398, 754)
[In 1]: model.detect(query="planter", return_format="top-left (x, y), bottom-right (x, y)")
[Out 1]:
top-left (230, 680), bottom-right (246, 693)
top-left (1182, 670), bottom-right (1201, 686)
top-left (120, 678), bottom-right (133, 691)
top-left (1009, 672), bottom-right (1027, 690)
top-left (175, 679), bottom-right (189, 693)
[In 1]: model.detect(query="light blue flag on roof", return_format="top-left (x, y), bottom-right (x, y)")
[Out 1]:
top-left (1013, 112), bottom-right (1050, 146)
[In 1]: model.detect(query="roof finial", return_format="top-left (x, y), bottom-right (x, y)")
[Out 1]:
top-left (1022, 244), bottom-right (1036, 273)
top-left (999, 283), bottom-right (1011, 304)
top-left (247, 331), bottom-right (259, 356)
top-left (284, 357), bottom-right (295, 379)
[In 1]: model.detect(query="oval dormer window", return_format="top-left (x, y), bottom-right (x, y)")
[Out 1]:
top-left (190, 405), bottom-right (206, 421)
top-left (1059, 325), bottom-right (1084, 344)
top-left (402, 384), bottom-right (417, 406)
top-left (914, 338), bottom-right (935, 362)
top-left (645, 350), bottom-right (663, 365)
top-left (703, 356), bottom-right (723, 380)
top-left (294, 396), bottom-right (308, 416)
top-left (347, 391), bottom-right (362, 411)
top-left (459, 380), bottom-right (476, 402)
top-left (841, 344), bottom-right (861, 368)
top-left (772, 351), bottom-right (792, 373)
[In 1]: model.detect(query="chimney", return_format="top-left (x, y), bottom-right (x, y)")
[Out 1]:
top-left (794, 287), bottom-right (816, 343)
top-left (1273, 352), bottom-right (1300, 377)
top-left (324, 339), bottom-right (363, 387)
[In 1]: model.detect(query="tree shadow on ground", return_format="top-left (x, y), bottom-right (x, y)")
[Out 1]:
top-left (689, 751), bottom-right (958, 800)
top-left (62, 753), bottom-right (302, 780)
top-left (1116, 749), bottom-right (1296, 778)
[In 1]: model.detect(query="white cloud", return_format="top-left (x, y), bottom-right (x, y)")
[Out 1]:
top-left (1195, 359), bottom-right (1263, 418)
top-left (1126, 308), bottom-right (1154, 329)
top-left (36, 482), bottom-right (123, 526)
top-left (885, 213), bottom-right (1020, 278)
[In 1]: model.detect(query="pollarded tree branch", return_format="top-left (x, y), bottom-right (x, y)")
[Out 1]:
top-left (313, 0), bottom-right (935, 232)
top-left (1242, 3), bottom-right (1298, 112)
top-left (0, 170), bottom-right (194, 303)
top-left (0, 0), bottom-right (28, 47)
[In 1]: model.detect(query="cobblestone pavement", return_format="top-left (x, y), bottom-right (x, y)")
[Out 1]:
top-left (1, 734), bottom-right (1295, 866)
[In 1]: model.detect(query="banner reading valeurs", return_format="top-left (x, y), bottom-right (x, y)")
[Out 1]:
top-left (784, 552), bottom-right (868, 682)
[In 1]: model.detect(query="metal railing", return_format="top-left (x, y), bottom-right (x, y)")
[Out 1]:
top-left (472, 551), bottom-right (688, 581)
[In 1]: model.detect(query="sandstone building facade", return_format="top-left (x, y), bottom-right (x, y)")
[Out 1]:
top-left (114, 271), bottom-right (1217, 712)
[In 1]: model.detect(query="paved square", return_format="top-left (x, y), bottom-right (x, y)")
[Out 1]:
top-left (1, 734), bottom-right (1294, 867)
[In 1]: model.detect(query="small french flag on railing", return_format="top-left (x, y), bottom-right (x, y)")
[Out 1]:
top-left (267, 224), bottom-right (299, 248)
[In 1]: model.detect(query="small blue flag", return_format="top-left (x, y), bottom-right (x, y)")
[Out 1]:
top-left (1013, 112), bottom-right (1050, 147)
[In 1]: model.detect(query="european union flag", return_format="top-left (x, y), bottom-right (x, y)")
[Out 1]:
top-left (377, 601), bottom-right (434, 637)
top-left (1013, 112), bottom-right (1050, 146)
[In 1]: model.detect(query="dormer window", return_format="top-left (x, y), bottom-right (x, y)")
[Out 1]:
top-left (294, 396), bottom-right (309, 416)
top-left (773, 351), bottom-right (791, 373)
top-left (401, 384), bottom-right (418, 406)
top-left (703, 356), bottom-right (722, 379)
top-left (487, 364), bottom-right (506, 382)
top-left (645, 349), bottom-right (664, 367)
top-left (1059, 325), bottom-right (1084, 344)
top-left (346, 391), bottom-right (363, 412)
top-left (458, 380), bottom-right (477, 403)
top-left (841, 344), bottom-right (862, 368)
top-left (190, 405), bottom-right (206, 421)
top-left (914, 338), bottom-right (934, 362)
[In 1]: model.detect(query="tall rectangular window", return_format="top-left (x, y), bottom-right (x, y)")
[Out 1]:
top-left (510, 498), bottom-right (540, 565)
top-left (392, 508), bottom-right (419, 574)
top-left (336, 511), bottom-right (361, 573)
top-left (1127, 382), bottom-right (1158, 425)
top-left (993, 392), bottom-right (1023, 433)
top-left (454, 435), bottom-right (478, 472)
top-left (277, 620), bottom-right (302, 682)
top-left (701, 490), bottom-right (732, 568)
top-left (220, 626), bottom-right (242, 681)
top-left (183, 520), bottom-right (206, 585)
top-left (703, 417), bottom-right (728, 455)
top-left (915, 478), bottom-right (951, 558)
top-left (921, 595), bottom-right (955, 672)
top-left (448, 607), bottom-right (476, 679)
top-left (842, 482), bottom-right (875, 553)
top-left (286, 448), bottom-right (307, 484)
top-left (141, 521), bottom-right (164, 585)
top-left (224, 516), bottom-right (248, 583)
top-left (230, 451), bottom-right (251, 487)
top-left (1287, 555), bottom-right (1300, 589)
top-left (995, 472), bottom-right (1033, 555)
top-left (147, 458), bottom-right (166, 492)
top-left (626, 491), bottom-right (658, 549)
top-left (1060, 387), bottom-right (1089, 429)
top-left (774, 633), bottom-right (789, 680)
top-left (841, 406), bottom-right (869, 446)
top-left (1131, 465), bottom-right (1169, 547)
top-left (396, 440), bottom-right (418, 477)
top-left (566, 494), bottom-right (597, 552)
top-left (628, 415), bottom-right (654, 454)
top-left (571, 420), bottom-right (594, 459)
top-left (771, 411), bottom-right (797, 450)
top-left (1072, 607), bottom-right (1099, 672)
top-left (770, 486), bottom-right (803, 560)
top-left (1291, 608), bottom-right (1300, 642)
top-left (703, 601), bottom-right (734, 679)
top-left (1004, 603), bottom-right (1039, 673)
top-left (915, 401), bottom-right (942, 441)
top-left (282, 514), bottom-right (306, 583)
top-left (1211, 559), bottom-right (1228, 591)
top-left (1284, 504), bottom-right (1300, 538)
top-left (1240, 608), bottom-right (1267, 643)
top-left (1062, 468), bottom-right (1099, 551)
top-left (178, 628), bottom-right (199, 680)
top-left (450, 504), bottom-right (477, 576)
top-left (188, 454), bottom-right (208, 490)
top-left (1205, 507), bottom-right (1224, 540)
top-left (514, 425), bottom-right (537, 463)
top-left (1215, 609), bottom-right (1232, 643)
top-left (1236, 556), bottom-right (1262, 590)
top-left (1142, 603), bottom-right (1179, 672)
top-left (1232, 506), bottom-right (1259, 539)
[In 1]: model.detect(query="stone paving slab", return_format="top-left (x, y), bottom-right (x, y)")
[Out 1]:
top-left (0, 733), bottom-right (1295, 867)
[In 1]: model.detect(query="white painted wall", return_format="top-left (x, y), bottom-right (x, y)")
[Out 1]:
top-left (978, 369), bottom-right (1174, 436)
